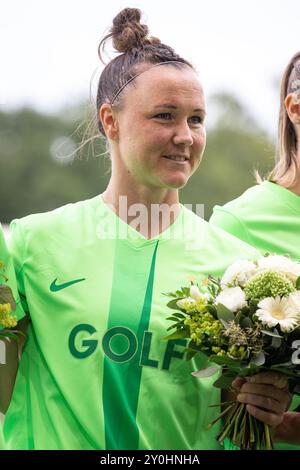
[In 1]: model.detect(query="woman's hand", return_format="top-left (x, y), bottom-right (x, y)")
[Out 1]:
top-left (272, 411), bottom-right (300, 445)
top-left (0, 316), bottom-right (29, 414)
top-left (232, 372), bottom-right (291, 427)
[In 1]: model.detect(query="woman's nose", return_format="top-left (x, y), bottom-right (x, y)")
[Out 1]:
top-left (172, 121), bottom-right (193, 146)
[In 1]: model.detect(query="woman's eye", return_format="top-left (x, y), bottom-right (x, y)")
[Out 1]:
top-left (188, 116), bottom-right (203, 125)
top-left (155, 113), bottom-right (172, 120)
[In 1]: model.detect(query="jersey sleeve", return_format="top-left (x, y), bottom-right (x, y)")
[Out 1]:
top-left (6, 220), bottom-right (29, 316)
top-left (0, 223), bottom-right (26, 323)
top-left (210, 206), bottom-right (253, 246)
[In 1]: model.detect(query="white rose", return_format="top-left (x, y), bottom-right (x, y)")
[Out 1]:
top-left (215, 287), bottom-right (247, 312)
top-left (257, 255), bottom-right (300, 280)
top-left (221, 260), bottom-right (257, 288)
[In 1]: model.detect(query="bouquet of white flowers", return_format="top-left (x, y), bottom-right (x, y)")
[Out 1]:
top-left (165, 255), bottom-right (300, 450)
top-left (0, 261), bottom-right (18, 336)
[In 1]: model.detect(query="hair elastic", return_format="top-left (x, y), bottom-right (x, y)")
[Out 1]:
top-left (111, 60), bottom-right (190, 104)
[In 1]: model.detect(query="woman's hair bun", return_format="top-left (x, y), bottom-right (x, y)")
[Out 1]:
top-left (111, 8), bottom-right (160, 52)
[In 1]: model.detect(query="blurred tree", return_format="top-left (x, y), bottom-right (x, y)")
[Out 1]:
top-left (0, 106), bottom-right (110, 222)
top-left (0, 93), bottom-right (276, 223)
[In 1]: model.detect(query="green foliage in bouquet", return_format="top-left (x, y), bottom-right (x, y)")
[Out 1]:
top-left (164, 255), bottom-right (300, 450)
top-left (0, 262), bottom-right (20, 341)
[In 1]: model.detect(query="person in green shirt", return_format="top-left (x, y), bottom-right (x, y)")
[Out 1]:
top-left (3, 8), bottom-right (290, 450)
top-left (210, 51), bottom-right (300, 449)
top-left (0, 224), bottom-right (25, 450)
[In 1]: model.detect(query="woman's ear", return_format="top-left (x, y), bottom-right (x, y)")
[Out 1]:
top-left (99, 103), bottom-right (119, 140)
top-left (285, 93), bottom-right (300, 125)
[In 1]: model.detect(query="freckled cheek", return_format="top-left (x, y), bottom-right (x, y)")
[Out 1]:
top-left (194, 132), bottom-right (206, 157)
top-left (142, 127), bottom-right (172, 146)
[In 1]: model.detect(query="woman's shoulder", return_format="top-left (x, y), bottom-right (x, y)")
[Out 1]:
top-left (10, 196), bottom-right (99, 241)
top-left (216, 182), bottom-right (269, 214)
top-left (210, 182), bottom-right (275, 225)
top-left (209, 183), bottom-right (271, 245)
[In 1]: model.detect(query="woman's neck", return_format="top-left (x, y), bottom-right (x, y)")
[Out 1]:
top-left (279, 149), bottom-right (300, 196)
top-left (102, 179), bottom-right (181, 239)
top-left (287, 180), bottom-right (300, 196)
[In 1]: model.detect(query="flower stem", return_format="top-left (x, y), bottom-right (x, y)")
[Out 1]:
top-left (264, 423), bottom-right (273, 450)
top-left (249, 414), bottom-right (255, 443)
top-left (233, 403), bottom-right (246, 443)
top-left (217, 403), bottom-right (239, 443)
top-left (206, 403), bottom-right (236, 429)
top-left (208, 400), bottom-right (236, 408)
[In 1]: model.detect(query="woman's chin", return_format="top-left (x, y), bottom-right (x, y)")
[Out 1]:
top-left (162, 175), bottom-right (190, 189)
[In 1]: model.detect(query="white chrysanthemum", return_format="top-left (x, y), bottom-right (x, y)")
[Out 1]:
top-left (257, 255), bottom-right (300, 282)
top-left (256, 296), bottom-right (300, 332)
top-left (190, 285), bottom-right (209, 301)
top-left (221, 260), bottom-right (257, 288)
top-left (215, 287), bottom-right (247, 312)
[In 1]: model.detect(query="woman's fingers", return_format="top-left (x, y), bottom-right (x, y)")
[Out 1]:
top-left (233, 372), bottom-right (291, 426)
top-left (247, 372), bottom-right (288, 389)
top-left (237, 388), bottom-right (288, 415)
top-left (238, 382), bottom-right (290, 411)
top-left (245, 404), bottom-right (283, 427)
top-left (232, 372), bottom-right (288, 391)
top-left (231, 377), bottom-right (245, 390)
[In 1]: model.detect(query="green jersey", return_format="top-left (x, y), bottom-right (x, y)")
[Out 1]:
top-left (210, 181), bottom-right (300, 260)
top-left (0, 224), bottom-right (25, 450)
top-left (210, 181), bottom-right (300, 450)
top-left (4, 195), bottom-right (257, 450)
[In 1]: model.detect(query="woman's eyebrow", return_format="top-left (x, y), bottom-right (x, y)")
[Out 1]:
top-left (153, 104), bottom-right (206, 113)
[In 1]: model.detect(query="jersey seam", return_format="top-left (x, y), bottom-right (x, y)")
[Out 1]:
top-left (213, 208), bottom-right (255, 247)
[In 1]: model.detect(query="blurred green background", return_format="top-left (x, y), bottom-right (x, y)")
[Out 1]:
top-left (0, 92), bottom-right (275, 224)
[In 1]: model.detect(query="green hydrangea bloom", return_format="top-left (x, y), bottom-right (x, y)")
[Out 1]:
top-left (184, 311), bottom-right (224, 348)
top-left (244, 270), bottom-right (295, 301)
top-left (177, 296), bottom-right (208, 314)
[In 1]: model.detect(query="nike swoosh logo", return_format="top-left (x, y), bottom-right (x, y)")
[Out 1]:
top-left (50, 277), bottom-right (86, 292)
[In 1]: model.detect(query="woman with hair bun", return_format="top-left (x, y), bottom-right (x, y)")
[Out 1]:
top-left (210, 53), bottom-right (300, 449)
top-left (0, 224), bottom-right (26, 450)
top-left (2, 8), bottom-right (290, 450)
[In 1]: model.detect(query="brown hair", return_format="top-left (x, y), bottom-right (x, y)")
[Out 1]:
top-left (96, 8), bottom-right (193, 136)
top-left (268, 52), bottom-right (300, 187)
